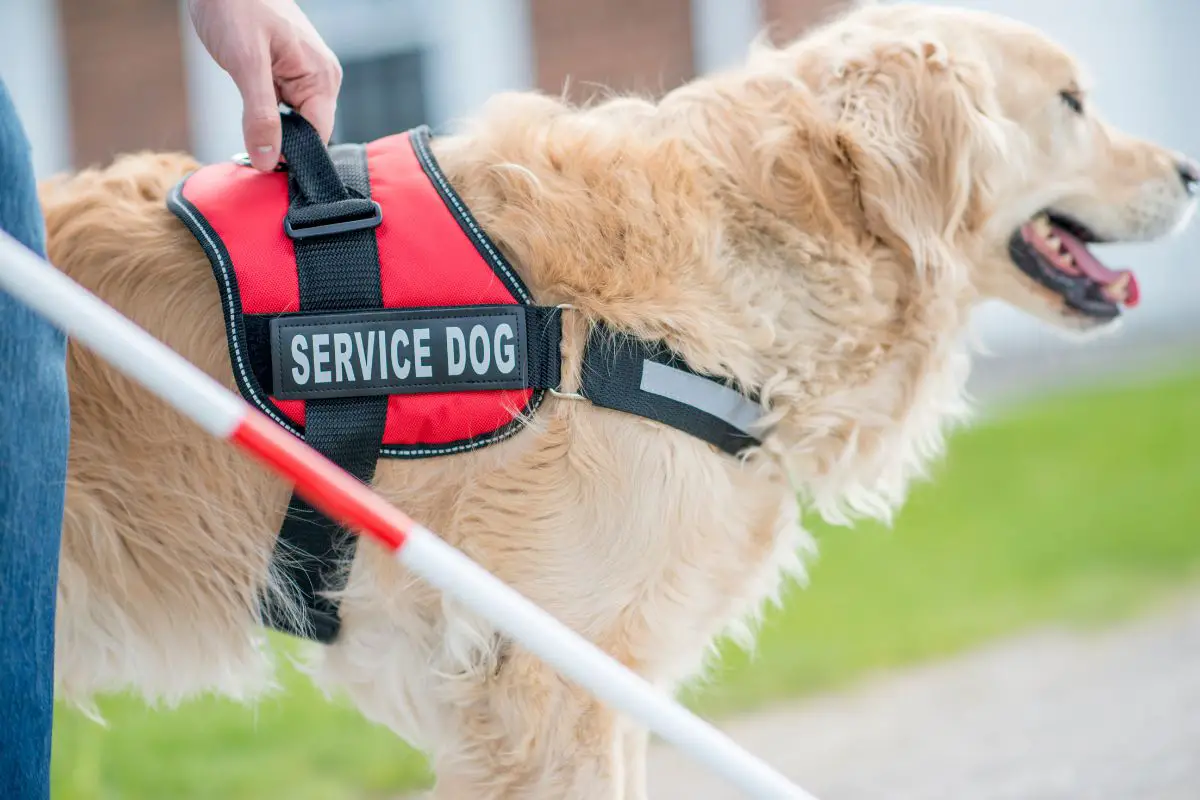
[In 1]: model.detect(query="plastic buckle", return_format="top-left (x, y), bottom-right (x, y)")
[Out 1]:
top-left (284, 201), bottom-right (384, 240)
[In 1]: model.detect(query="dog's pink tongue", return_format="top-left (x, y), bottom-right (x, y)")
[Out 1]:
top-left (1053, 224), bottom-right (1140, 307)
top-left (1053, 225), bottom-right (1121, 283)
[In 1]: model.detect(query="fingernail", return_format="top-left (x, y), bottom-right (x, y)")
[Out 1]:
top-left (256, 145), bottom-right (274, 154)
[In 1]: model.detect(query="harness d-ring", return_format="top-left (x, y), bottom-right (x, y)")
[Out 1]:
top-left (550, 303), bottom-right (586, 401)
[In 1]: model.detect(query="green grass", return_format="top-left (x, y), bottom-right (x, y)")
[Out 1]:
top-left (51, 653), bottom-right (433, 800)
top-left (52, 368), bottom-right (1200, 798)
top-left (690, 367), bottom-right (1200, 713)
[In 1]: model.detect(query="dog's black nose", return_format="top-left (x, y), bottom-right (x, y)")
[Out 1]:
top-left (1177, 158), bottom-right (1200, 196)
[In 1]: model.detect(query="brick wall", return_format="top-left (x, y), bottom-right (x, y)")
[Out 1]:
top-left (761, 0), bottom-right (848, 44)
top-left (58, 0), bottom-right (190, 168)
top-left (529, 0), bottom-right (847, 104)
top-left (530, 0), bottom-right (695, 102)
top-left (53, 0), bottom-right (847, 168)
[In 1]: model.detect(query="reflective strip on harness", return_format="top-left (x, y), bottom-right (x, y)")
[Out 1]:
top-left (579, 325), bottom-right (764, 457)
top-left (639, 361), bottom-right (764, 436)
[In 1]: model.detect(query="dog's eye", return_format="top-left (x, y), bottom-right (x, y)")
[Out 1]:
top-left (1060, 90), bottom-right (1085, 115)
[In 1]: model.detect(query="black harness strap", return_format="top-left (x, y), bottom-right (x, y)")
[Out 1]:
top-left (238, 304), bottom-right (562, 402)
top-left (262, 111), bottom-right (388, 643)
top-left (579, 324), bottom-right (764, 457)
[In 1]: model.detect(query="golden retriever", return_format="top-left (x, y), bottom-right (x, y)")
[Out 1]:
top-left (39, 3), bottom-right (1196, 798)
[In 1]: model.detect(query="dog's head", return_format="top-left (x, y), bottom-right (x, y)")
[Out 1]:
top-left (786, 3), bottom-right (1196, 331)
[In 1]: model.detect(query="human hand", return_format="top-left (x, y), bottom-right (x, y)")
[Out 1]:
top-left (187, 0), bottom-right (342, 170)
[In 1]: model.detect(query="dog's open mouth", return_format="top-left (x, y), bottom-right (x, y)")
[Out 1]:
top-left (1008, 212), bottom-right (1139, 320)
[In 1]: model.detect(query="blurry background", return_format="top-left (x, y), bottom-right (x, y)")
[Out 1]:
top-left (1, 0), bottom-right (1197, 797)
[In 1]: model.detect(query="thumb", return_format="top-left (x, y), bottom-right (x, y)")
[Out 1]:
top-left (233, 60), bottom-right (282, 171)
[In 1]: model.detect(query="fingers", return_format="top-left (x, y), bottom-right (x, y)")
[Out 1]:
top-left (203, 4), bottom-right (342, 166)
top-left (233, 58), bottom-right (283, 171)
top-left (283, 51), bottom-right (342, 144)
top-left (294, 93), bottom-right (338, 145)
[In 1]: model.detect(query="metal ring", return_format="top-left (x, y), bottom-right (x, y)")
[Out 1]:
top-left (548, 387), bottom-right (586, 401)
top-left (550, 303), bottom-right (585, 400)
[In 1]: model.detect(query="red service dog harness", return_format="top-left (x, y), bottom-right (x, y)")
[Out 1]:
top-left (169, 111), bottom-right (764, 643)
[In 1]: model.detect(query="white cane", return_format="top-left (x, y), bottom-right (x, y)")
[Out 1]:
top-left (0, 229), bottom-right (814, 799)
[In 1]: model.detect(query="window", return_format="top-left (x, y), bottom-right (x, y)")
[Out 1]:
top-left (334, 50), bottom-right (429, 144)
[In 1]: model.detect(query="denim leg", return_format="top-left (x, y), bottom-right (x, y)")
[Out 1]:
top-left (0, 78), bottom-right (68, 800)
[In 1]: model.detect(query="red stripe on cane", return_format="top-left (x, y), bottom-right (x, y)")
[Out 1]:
top-left (230, 411), bottom-right (410, 552)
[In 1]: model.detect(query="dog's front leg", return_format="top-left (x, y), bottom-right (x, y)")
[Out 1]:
top-left (429, 646), bottom-right (633, 800)
top-left (619, 724), bottom-right (650, 800)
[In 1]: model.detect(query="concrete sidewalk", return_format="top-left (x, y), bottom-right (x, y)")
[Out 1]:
top-left (648, 593), bottom-right (1200, 799)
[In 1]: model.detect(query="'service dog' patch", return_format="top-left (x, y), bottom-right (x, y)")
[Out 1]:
top-left (270, 306), bottom-right (528, 400)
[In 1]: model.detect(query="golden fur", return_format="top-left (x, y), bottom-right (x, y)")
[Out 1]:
top-left (40, 4), bottom-right (1194, 797)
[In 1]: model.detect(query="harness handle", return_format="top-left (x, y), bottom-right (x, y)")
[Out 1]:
top-left (279, 109), bottom-right (383, 240)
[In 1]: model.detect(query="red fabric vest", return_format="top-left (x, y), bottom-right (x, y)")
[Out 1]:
top-left (168, 128), bottom-right (546, 458)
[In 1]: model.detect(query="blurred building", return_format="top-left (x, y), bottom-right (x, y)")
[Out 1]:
top-left (1, 0), bottom-right (1197, 351)
top-left (0, 0), bottom-right (838, 177)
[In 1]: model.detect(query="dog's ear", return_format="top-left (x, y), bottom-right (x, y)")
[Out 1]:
top-left (830, 36), bottom-right (1004, 276)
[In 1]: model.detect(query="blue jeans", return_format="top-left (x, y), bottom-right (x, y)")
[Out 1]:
top-left (0, 79), bottom-right (68, 800)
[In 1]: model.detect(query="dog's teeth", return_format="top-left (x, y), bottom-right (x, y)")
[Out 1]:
top-left (1033, 217), bottom-right (1052, 235)
top-left (1061, 253), bottom-right (1075, 267)
top-left (1046, 234), bottom-right (1062, 249)
top-left (1106, 273), bottom-right (1131, 301)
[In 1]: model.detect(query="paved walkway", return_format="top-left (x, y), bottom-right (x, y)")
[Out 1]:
top-left (648, 593), bottom-right (1200, 799)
